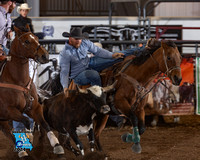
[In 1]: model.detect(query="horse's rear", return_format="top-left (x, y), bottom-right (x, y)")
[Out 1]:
top-left (94, 39), bottom-right (182, 153)
top-left (0, 25), bottom-right (64, 158)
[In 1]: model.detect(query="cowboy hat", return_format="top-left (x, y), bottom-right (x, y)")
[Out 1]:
top-left (62, 27), bottom-right (88, 39)
top-left (17, 3), bottom-right (31, 13)
top-left (0, 0), bottom-right (25, 4)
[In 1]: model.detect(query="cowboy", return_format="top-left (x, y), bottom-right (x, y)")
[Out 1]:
top-left (0, 0), bottom-right (24, 58)
top-left (59, 27), bottom-right (146, 96)
top-left (12, 3), bottom-right (34, 32)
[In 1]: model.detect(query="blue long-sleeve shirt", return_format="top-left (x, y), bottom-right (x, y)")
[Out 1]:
top-left (59, 39), bottom-right (113, 88)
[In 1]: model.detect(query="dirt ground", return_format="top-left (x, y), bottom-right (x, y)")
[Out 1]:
top-left (1, 115), bottom-right (200, 160)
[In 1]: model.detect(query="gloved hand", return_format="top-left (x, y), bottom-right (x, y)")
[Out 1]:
top-left (6, 31), bottom-right (13, 40)
top-left (112, 52), bottom-right (124, 59)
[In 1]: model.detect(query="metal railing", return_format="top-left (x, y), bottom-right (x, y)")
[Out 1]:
top-left (39, 39), bottom-right (200, 56)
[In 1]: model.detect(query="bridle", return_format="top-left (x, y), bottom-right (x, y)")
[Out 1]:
top-left (150, 47), bottom-right (181, 77)
top-left (11, 31), bottom-right (41, 62)
top-left (0, 32), bottom-right (40, 109)
top-left (115, 46), bottom-right (182, 112)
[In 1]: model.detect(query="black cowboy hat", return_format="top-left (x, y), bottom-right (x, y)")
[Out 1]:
top-left (62, 27), bottom-right (89, 39)
top-left (0, 0), bottom-right (25, 3)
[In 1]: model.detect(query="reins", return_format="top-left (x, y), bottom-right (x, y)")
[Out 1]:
top-left (0, 61), bottom-right (37, 94)
top-left (151, 48), bottom-right (181, 77)
top-left (10, 32), bottom-right (41, 62)
top-left (0, 31), bottom-right (40, 106)
top-left (113, 45), bottom-right (180, 113)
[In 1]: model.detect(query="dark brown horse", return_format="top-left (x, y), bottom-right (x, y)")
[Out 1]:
top-left (94, 40), bottom-right (182, 153)
top-left (0, 26), bottom-right (64, 158)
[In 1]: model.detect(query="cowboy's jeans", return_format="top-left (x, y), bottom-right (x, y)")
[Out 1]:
top-left (13, 113), bottom-right (34, 132)
top-left (89, 45), bottom-right (145, 72)
top-left (73, 69), bottom-right (102, 86)
top-left (73, 45), bottom-right (145, 86)
top-left (1, 45), bottom-right (9, 55)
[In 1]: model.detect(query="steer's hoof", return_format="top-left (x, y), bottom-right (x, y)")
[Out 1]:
top-left (53, 144), bottom-right (65, 155)
top-left (132, 142), bottom-right (142, 153)
top-left (121, 133), bottom-right (133, 143)
top-left (18, 150), bottom-right (28, 158)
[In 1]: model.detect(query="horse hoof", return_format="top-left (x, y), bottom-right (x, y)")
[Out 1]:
top-left (121, 132), bottom-right (132, 143)
top-left (18, 150), bottom-right (28, 158)
top-left (132, 143), bottom-right (142, 153)
top-left (53, 144), bottom-right (65, 155)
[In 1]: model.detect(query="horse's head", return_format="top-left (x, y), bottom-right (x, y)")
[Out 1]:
top-left (11, 25), bottom-right (49, 64)
top-left (160, 41), bottom-right (182, 86)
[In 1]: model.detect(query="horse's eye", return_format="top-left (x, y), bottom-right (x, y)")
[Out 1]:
top-left (25, 40), bottom-right (30, 44)
top-left (167, 56), bottom-right (171, 61)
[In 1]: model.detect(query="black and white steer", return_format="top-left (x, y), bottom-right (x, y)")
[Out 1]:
top-left (42, 83), bottom-right (115, 155)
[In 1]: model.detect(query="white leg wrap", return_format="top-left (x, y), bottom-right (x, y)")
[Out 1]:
top-left (47, 131), bottom-right (59, 147)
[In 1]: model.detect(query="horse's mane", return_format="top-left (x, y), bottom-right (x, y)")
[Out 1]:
top-left (17, 26), bottom-right (30, 32)
top-left (165, 40), bottom-right (176, 48)
top-left (132, 40), bottom-right (176, 65)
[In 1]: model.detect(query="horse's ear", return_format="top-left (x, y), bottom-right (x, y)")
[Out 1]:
top-left (161, 41), bottom-right (168, 50)
top-left (25, 24), bottom-right (30, 31)
top-left (14, 26), bottom-right (23, 36)
top-left (14, 26), bottom-right (19, 33)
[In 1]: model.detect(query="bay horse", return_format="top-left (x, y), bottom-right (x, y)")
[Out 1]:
top-left (94, 39), bottom-right (182, 153)
top-left (0, 26), bottom-right (64, 158)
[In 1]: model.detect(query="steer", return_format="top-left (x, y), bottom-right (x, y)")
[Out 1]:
top-left (42, 83), bottom-right (115, 156)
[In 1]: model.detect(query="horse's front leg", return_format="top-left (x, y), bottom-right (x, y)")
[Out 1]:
top-left (0, 121), bottom-right (15, 143)
top-left (135, 98), bottom-right (147, 135)
top-left (31, 103), bottom-right (64, 155)
top-left (115, 99), bottom-right (142, 153)
top-left (93, 114), bottom-right (109, 151)
top-left (0, 120), bottom-right (30, 158)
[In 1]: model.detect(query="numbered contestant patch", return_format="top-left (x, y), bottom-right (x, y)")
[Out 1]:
top-left (13, 132), bottom-right (33, 152)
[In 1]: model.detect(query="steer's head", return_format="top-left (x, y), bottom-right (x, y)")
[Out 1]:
top-left (78, 81), bottom-right (117, 114)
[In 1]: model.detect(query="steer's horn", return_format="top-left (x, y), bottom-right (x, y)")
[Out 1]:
top-left (102, 80), bottom-right (118, 92)
top-left (77, 86), bottom-right (88, 94)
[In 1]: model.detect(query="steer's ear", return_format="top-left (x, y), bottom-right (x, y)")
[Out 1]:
top-left (77, 86), bottom-right (88, 94)
top-left (103, 80), bottom-right (118, 93)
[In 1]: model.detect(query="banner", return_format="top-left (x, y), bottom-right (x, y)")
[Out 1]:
top-left (196, 57), bottom-right (200, 115)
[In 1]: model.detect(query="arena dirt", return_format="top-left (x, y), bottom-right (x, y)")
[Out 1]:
top-left (0, 115), bottom-right (200, 160)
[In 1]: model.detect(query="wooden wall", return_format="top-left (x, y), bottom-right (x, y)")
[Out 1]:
top-left (40, 0), bottom-right (200, 17)
top-left (39, 0), bottom-right (153, 16)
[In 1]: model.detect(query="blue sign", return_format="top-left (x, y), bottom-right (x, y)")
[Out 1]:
top-left (43, 25), bottom-right (54, 37)
top-left (13, 133), bottom-right (33, 151)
